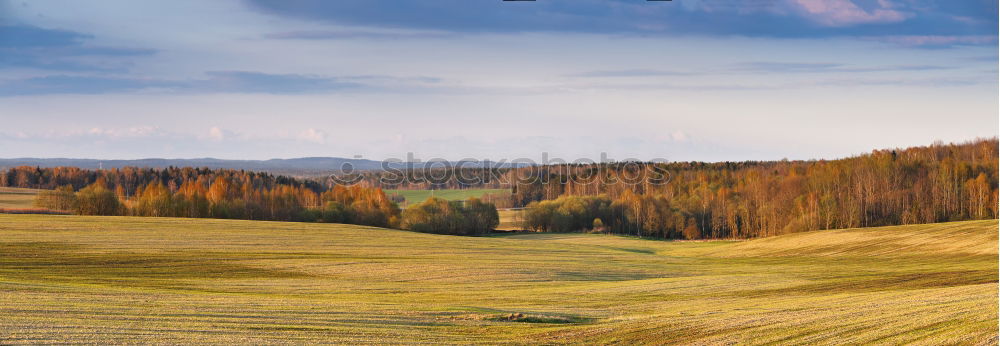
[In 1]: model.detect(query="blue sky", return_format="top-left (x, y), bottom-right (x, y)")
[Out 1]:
top-left (0, 0), bottom-right (996, 161)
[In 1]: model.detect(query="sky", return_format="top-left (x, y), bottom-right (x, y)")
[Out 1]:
top-left (0, 0), bottom-right (997, 162)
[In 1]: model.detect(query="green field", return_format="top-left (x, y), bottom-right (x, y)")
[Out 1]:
top-left (0, 187), bottom-right (40, 209)
top-left (0, 215), bottom-right (995, 343)
top-left (386, 188), bottom-right (509, 205)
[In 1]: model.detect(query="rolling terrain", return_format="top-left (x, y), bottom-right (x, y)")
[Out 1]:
top-left (0, 215), bottom-right (995, 343)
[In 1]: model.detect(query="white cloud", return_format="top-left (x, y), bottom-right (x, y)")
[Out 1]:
top-left (207, 126), bottom-right (225, 141)
top-left (671, 131), bottom-right (689, 142)
top-left (791, 0), bottom-right (908, 27)
top-left (79, 126), bottom-right (159, 138)
top-left (298, 128), bottom-right (326, 144)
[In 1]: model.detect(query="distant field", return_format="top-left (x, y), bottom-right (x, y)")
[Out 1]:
top-left (0, 216), bottom-right (995, 343)
top-left (497, 208), bottom-right (526, 230)
top-left (385, 188), bottom-right (509, 205)
top-left (0, 187), bottom-right (40, 209)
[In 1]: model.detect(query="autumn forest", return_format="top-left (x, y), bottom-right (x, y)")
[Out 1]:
top-left (2, 138), bottom-right (996, 239)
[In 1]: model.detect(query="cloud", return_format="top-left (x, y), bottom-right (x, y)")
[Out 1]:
top-left (0, 75), bottom-right (180, 96)
top-left (966, 55), bottom-right (999, 62)
top-left (572, 69), bottom-right (697, 78)
top-left (263, 29), bottom-right (453, 40)
top-left (0, 24), bottom-right (90, 48)
top-left (0, 71), bottom-right (369, 96)
top-left (671, 131), bottom-right (688, 142)
top-left (869, 35), bottom-right (998, 48)
top-left (298, 128), bottom-right (326, 144)
top-left (6, 126), bottom-right (164, 140)
top-left (0, 24), bottom-right (156, 71)
top-left (86, 126), bottom-right (159, 138)
top-left (1, 60), bottom-right (970, 97)
top-left (244, 0), bottom-right (997, 45)
top-left (812, 76), bottom-right (993, 88)
top-left (730, 62), bottom-right (953, 73)
top-left (790, 0), bottom-right (907, 26)
top-left (570, 62), bottom-right (954, 81)
top-left (732, 62), bottom-right (843, 73)
top-left (207, 127), bottom-right (225, 142)
top-left (200, 71), bottom-right (362, 93)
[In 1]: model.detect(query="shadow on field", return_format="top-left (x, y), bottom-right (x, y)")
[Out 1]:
top-left (0, 241), bottom-right (312, 289)
top-left (729, 270), bottom-right (998, 298)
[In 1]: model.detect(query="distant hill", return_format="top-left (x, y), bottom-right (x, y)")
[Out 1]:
top-left (0, 157), bottom-right (522, 176)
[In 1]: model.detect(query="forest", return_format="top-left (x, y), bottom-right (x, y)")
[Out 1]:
top-left (3, 138), bottom-right (997, 239)
top-left (517, 139), bottom-right (998, 239)
top-left (333, 139), bottom-right (999, 239)
top-left (7, 165), bottom-right (500, 235)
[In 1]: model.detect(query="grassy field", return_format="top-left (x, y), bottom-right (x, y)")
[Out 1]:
top-left (385, 188), bottom-right (509, 205)
top-left (0, 187), bottom-right (40, 209)
top-left (0, 215), bottom-right (995, 344)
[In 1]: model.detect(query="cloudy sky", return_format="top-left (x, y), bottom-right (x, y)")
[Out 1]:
top-left (0, 0), bottom-right (996, 162)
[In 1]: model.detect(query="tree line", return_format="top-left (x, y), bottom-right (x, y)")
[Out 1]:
top-left (336, 139), bottom-right (998, 239)
top-left (521, 139), bottom-right (998, 239)
top-left (32, 176), bottom-right (400, 227)
top-left (6, 138), bottom-right (996, 239)
top-left (10, 166), bottom-right (499, 235)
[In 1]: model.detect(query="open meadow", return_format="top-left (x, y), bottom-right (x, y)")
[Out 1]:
top-left (0, 187), bottom-right (39, 209)
top-left (0, 215), bottom-right (995, 344)
top-left (385, 189), bottom-right (509, 205)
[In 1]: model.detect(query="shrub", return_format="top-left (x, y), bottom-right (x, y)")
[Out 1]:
top-left (592, 218), bottom-right (604, 231)
top-left (320, 201), bottom-right (349, 223)
top-left (74, 181), bottom-right (122, 216)
top-left (34, 185), bottom-right (76, 211)
top-left (523, 195), bottom-right (613, 232)
top-left (462, 198), bottom-right (500, 234)
top-left (402, 197), bottom-right (498, 236)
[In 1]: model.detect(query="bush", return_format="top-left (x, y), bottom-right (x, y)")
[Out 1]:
top-left (295, 208), bottom-right (322, 222)
top-left (74, 181), bottom-right (122, 216)
top-left (401, 197), bottom-right (498, 236)
top-left (320, 185), bottom-right (400, 228)
top-left (683, 220), bottom-right (701, 240)
top-left (592, 218), bottom-right (604, 231)
top-left (320, 201), bottom-right (349, 223)
top-left (523, 195), bottom-right (613, 232)
top-left (34, 185), bottom-right (76, 211)
top-left (463, 198), bottom-right (500, 234)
